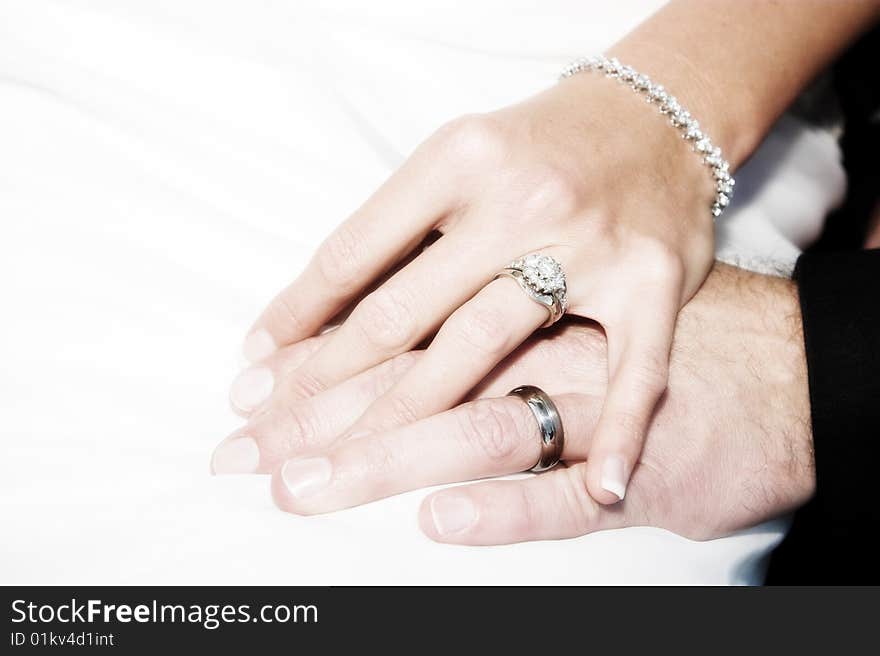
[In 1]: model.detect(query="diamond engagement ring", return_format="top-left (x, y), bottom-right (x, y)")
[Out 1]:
top-left (494, 253), bottom-right (568, 327)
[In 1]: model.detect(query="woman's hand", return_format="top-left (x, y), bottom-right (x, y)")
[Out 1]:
top-left (216, 265), bottom-right (814, 544)
top-left (237, 72), bottom-right (716, 503)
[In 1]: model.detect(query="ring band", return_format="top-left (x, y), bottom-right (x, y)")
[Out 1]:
top-left (508, 385), bottom-right (564, 472)
top-left (494, 253), bottom-right (567, 328)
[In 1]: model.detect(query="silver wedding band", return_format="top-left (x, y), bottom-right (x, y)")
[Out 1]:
top-left (508, 385), bottom-right (564, 472)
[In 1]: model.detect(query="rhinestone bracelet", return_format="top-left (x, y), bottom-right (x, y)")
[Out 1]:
top-left (560, 56), bottom-right (734, 219)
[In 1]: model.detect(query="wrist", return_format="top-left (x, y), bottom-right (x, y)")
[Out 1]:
top-left (555, 64), bottom-right (724, 226)
top-left (605, 42), bottom-right (760, 172)
top-left (682, 264), bottom-right (816, 509)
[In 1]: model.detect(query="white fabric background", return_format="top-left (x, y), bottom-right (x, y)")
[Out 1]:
top-left (0, 0), bottom-right (844, 584)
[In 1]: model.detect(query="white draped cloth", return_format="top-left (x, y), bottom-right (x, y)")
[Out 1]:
top-left (0, 0), bottom-right (844, 584)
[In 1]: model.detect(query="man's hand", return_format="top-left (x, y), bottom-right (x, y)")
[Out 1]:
top-left (216, 264), bottom-right (815, 544)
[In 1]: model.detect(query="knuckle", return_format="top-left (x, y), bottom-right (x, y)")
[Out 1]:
top-left (267, 293), bottom-right (308, 336)
top-left (370, 351), bottom-right (421, 398)
top-left (449, 302), bottom-right (511, 356)
top-left (361, 435), bottom-right (398, 480)
top-left (285, 370), bottom-right (327, 399)
top-left (628, 357), bottom-right (670, 398)
top-left (433, 113), bottom-right (508, 166)
top-left (640, 240), bottom-right (685, 285)
top-left (382, 392), bottom-right (425, 426)
top-left (580, 211), bottom-right (619, 245)
top-left (516, 167), bottom-right (582, 219)
top-left (388, 350), bottom-right (420, 379)
top-left (353, 285), bottom-right (420, 352)
top-left (456, 400), bottom-right (523, 464)
top-left (280, 404), bottom-right (318, 453)
top-left (314, 223), bottom-right (367, 295)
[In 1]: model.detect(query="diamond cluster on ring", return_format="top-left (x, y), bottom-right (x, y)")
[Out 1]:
top-left (511, 254), bottom-right (568, 311)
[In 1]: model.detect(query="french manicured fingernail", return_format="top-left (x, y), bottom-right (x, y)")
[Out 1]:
top-left (600, 455), bottom-right (628, 501)
top-left (230, 366), bottom-right (274, 412)
top-left (430, 494), bottom-right (477, 536)
top-left (242, 329), bottom-right (276, 363)
top-left (281, 457), bottom-right (332, 499)
top-left (211, 437), bottom-right (260, 474)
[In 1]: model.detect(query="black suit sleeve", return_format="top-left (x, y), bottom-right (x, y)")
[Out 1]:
top-left (765, 248), bottom-right (880, 584)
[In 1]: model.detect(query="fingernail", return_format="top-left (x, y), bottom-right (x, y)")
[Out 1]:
top-left (281, 457), bottom-right (332, 499)
top-left (600, 455), bottom-right (628, 501)
top-left (430, 494), bottom-right (477, 536)
top-left (211, 437), bottom-right (260, 474)
top-left (230, 366), bottom-right (274, 412)
top-left (242, 329), bottom-right (276, 363)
